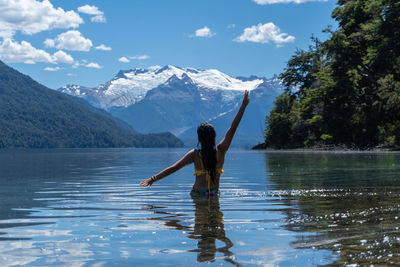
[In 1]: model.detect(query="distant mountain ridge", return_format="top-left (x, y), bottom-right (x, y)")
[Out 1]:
top-left (59, 65), bottom-right (284, 147)
top-left (60, 65), bottom-right (271, 110)
top-left (0, 61), bottom-right (183, 148)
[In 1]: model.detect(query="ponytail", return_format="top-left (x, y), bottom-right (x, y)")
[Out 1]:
top-left (197, 123), bottom-right (217, 183)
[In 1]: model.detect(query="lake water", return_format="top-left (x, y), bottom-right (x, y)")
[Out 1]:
top-left (0, 149), bottom-right (399, 266)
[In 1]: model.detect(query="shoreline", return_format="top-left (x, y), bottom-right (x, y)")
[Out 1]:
top-left (252, 143), bottom-right (400, 153)
top-left (255, 149), bottom-right (400, 154)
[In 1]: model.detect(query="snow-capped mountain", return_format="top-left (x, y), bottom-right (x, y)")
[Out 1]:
top-left (59, 65), bottom-right (284, 147)
top-left (59, 65), bottom-right (271, 110)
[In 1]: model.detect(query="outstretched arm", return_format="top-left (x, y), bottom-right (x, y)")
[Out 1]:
top-left (217, 90), bottom-right (250, 153)
top-left (140, 149), bottom-right (195, 187)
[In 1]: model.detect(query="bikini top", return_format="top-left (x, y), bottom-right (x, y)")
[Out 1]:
top-left (193, 168), bottom-right (224, 196)
top-left (193, 168), bottom-right (224, 177)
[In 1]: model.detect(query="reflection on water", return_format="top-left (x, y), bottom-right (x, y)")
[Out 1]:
top-left (145, 196), bottom-right (241, 266)
top-left (188, 197), bottom-right (237, 265)
top-left (1, 149), bottom-right (398, 266)
top-left (266, 152), bottom-right (400, 265)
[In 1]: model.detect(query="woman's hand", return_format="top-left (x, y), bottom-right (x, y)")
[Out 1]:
top-left (140, 178), bottom-right (153, 187)
top-left (242, 90), bottom-right (250, 107)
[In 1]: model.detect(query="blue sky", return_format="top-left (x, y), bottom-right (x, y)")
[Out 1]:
top-left (0, 0), bottom-right (337, 89)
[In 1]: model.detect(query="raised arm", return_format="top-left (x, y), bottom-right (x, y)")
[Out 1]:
top-left (140, 149), bottom-right (195, 187)
top-left (217, 90), bottom-right (250, 152)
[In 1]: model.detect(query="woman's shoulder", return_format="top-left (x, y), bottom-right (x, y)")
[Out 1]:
top-left (193, 149), bottom-right (201, 158)
top-left (190, 148), bottom-right (200, 158)
top-left (181, 149), bottom-right (197, 161)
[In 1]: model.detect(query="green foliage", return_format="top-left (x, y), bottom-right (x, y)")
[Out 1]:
top-left (0, 61), bottom-right (183, 148)
top-left (264, 0), bottom-right (400, 149)
top-left (320, 134), bottom-right (333, 143)
top-left (265, 92), bottom-right (295, 148)
top-left (280, 37), bottom-right (326, 96)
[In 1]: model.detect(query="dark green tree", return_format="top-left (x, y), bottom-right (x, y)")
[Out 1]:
top-left (264, 0), bottom-right (400, 149)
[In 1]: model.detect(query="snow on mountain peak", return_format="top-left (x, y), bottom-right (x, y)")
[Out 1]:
top-left (105, 65), bottom-right (264, 106)
top-left (60, 65), bottom-right (268, 109)
top-left (148, 65), bottom-right (162, 71)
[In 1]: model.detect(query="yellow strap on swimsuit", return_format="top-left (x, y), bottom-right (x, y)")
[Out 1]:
top-left (193, 168), bottom-right (224, 176)
top-left (194, 168), bottom-right (224, 194)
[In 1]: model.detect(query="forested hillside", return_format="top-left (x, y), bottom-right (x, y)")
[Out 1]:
top-left (0, 61), bottom-right (183, 148)
top-left (263, 0), bottom-right (400, 149)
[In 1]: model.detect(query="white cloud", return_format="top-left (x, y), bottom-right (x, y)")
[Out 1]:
top-left (95, 44), bottom-right (112, 51)
top-left (0, 39), bottom-right (51, 63)
top-left (77, 5), bottom-right (106, 23)
top-left (253, 0), bottom-right (327, 4)
top-left (71, 59), bottom-right (89, 68)
top-left (227, 24), bottom-right (236, 29)
top-left (194, 27), bottom-right (215, 38)
top-left (91, 15), bottom-right (106, 23)
top-left (86, 62), bottom-right (102, 69)
top-left (234, 22), bottom-right (295, 46)
top-left (77, 5), bottom-right (102, 15)
top-left (43, 38), bottom-right (55, 48)
top-left (118, 55), bottom-right (149, 63)
top-left (52, 50), bottom-right (74, 64)
top-left (44, 66), bottom-right (60, 71)
top-left (44, 30), bottom-right (93, 51)
top-left (130, 55), bottom-right (149, 60)
top-left (0, 38), bottom-right (74, 64)
top-left (0, 0), bottom-right (83, 38)
top-left (118, 57), bottom-right (130, 63)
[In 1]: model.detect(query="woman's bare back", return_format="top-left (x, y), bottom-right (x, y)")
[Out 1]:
top-left (192, 148), bottom-right (226, 191)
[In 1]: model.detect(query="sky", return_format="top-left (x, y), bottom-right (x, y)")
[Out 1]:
top-left (0, 0), bottom-right (338, 89)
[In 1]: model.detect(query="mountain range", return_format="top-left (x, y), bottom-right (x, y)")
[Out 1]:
top-left (59, 65), bottom-right (284, 147)
top-left (0, 61), bottom-right (183, 148)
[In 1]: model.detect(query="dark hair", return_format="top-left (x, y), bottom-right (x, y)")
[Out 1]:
top-left (197, 123), bottom-right (217, 183)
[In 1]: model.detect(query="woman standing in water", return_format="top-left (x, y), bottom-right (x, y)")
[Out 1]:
top-left (140, 90), bottom-right (249, 197)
